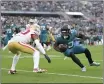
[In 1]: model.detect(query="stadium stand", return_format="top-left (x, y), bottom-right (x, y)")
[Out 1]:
top-left (1, 0), bottom-right (103, 47)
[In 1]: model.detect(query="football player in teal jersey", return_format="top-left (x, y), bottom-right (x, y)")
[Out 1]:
top-left (40, 23), bottom-right (49, 48)
top-left (54, 25), bottom-right (100, 72)
top-left (40, 23), bottom-right (55, 51)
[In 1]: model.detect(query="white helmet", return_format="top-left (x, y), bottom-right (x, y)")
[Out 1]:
top-left (34, 19), bottom-right (38, 24)
top-left (29, 19), bottom-right (34, 23)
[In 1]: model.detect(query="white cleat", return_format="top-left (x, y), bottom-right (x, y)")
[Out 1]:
top-left (81, 67), bottom-right (86, 72)
top-left (90, 62), bottom-right (100, 66)
top-left (64, 57), bottom-right (68, 60)
top-left (33, 68), bottom-right (47, 73)
top-left (8, 70), bottom-right (17, 74)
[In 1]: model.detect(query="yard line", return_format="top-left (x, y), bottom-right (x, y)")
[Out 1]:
top-left (2, 55), bottom-right (103, 62)
top-left (1, 68), bottom-right (103, 80)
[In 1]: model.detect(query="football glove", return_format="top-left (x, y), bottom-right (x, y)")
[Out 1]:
top-left (44, 54), bottom-right (51, 63)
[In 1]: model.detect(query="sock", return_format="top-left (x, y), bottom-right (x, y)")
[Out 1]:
top-left (11, 54), bottom-right (20, 70)
top-left (33, 50), bottom-right (40, 69)
top-left (70, 53), bottom-right (84, 68)
top-left (84, 48), bottom-right (93, 64)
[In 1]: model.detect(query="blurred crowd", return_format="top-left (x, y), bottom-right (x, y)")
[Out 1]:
top-left (1, 15), bottom-right (103, 47)
top-left (1, 1), bottom-right (103, 17)
top-left (1, 1), bottom-right (103, 47)
top-left (1, 15), bottom-right (103, 33)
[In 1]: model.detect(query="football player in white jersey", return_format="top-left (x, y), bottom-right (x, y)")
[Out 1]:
top-left (26, 19), bottom-right (41, 34)
top-left (6, 28), bottom-right (51, 74)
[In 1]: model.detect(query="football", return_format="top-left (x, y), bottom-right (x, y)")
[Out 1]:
top-left (58, 44), bottom-right (68, 52)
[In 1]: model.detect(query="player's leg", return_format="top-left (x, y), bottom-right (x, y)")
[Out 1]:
top-left (8, 42), bottom-right (21, 74)
top-left (84, 48), bottom-right (100, 66)
top-left (16, 42), bottom-right (47, 73)
top-left (64, 49), bottom-right (86, 72)
top-left (73, 45), bottom-right (100, 66)
top-left (8, 42), bottom-right (46, 74)
top-left (40, 34), bottom-right (48, 49)
top-left (45, 42), bottom-right (51, 51)
top-left (8, 53), bottom-right (21, 74)
top-left (32, 50), bottom-right (47, 73)
top-left (40, 34), bottom-right (46, 46)
top-left (45, 34), bottom-right (52, 51)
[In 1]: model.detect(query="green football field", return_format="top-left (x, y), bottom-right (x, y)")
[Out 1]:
top-left (1, 45), bottom-right (103, 83)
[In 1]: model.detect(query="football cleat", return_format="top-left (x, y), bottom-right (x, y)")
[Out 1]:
top-left (90, 62), bottom-right (100, 66)
top-left (81, 67), bottom-right (86, 72)
top-left (8, 70), bottom-right (17, 74)
top-left (33, 68), bottom-right (47, 73)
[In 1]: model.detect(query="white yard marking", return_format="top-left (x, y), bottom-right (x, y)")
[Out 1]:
top-left (1, 68), bottom-right (103, 80)
top-left (2, 55), bottom-right (103, 62)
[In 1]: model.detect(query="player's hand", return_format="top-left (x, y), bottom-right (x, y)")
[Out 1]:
top-left (44, 54), bottom-right (51, 63)
top-left (58, 44), bottom-right (68, 52)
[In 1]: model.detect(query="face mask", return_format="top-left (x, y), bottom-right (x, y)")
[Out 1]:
top-left (63, 36), bottom-right (68, 39)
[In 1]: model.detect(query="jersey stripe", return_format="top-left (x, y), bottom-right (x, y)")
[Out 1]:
top-left (21, 29), bottom-right (30, 35)
top-left (18, 42), bottom-right (36, 51)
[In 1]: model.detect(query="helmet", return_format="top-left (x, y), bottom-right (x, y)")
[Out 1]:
top-left (29, 19), bottom-right (34, 23)
top-left (61, 25), bottom-right (70, 39)
top-left (34, 19), bottom-right (38, 24)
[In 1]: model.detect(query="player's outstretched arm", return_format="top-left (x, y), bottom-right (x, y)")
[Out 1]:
top-left (34, 39), bottom-right (51, 63)
top-left (44, 54), bottom-right (51, 63)
top-left (32, 33), bottom-right (51, 63)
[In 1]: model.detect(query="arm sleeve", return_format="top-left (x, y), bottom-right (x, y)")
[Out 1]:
top-left (34, 39), bottom-right (46, 54)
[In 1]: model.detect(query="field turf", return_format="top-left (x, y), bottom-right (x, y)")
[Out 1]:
top-left (1, 45), bottom-right (103, 83)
